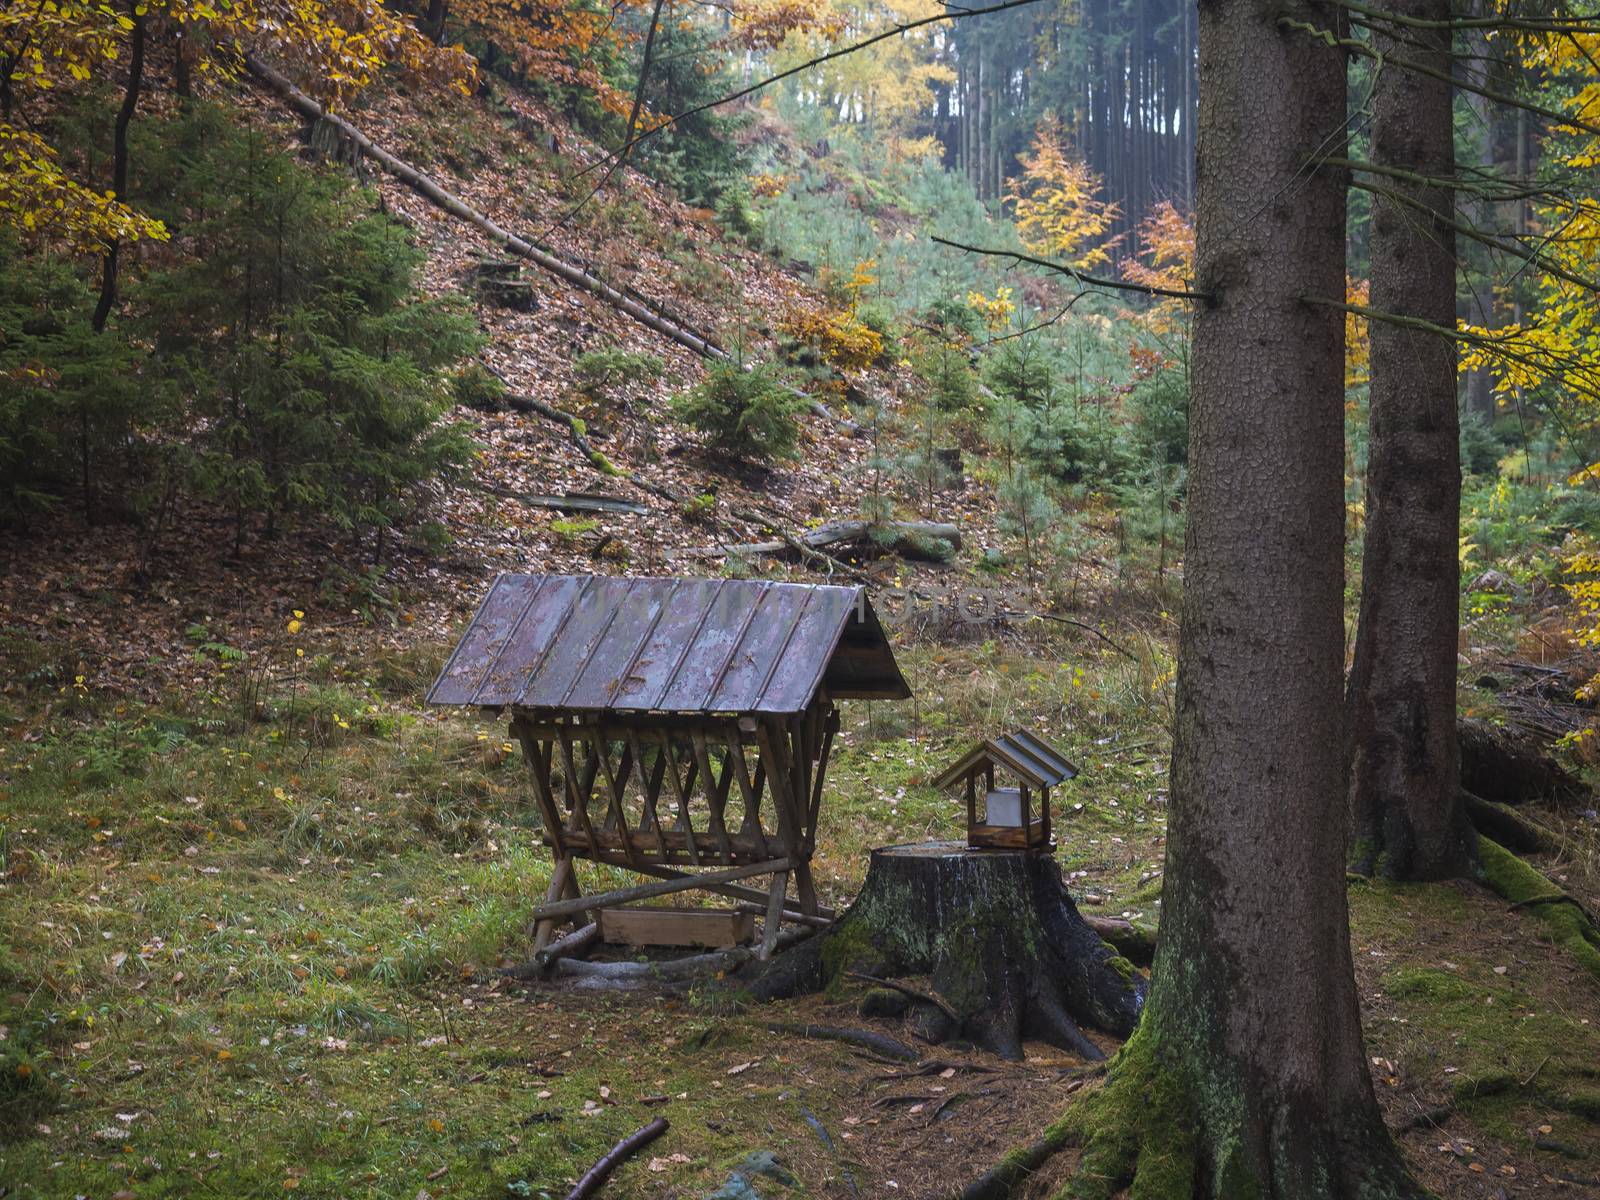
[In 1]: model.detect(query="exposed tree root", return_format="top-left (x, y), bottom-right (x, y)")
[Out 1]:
top-left (1461, 790), bottom-right (1553, 854)
top-left (959, 1032), bottom-right (1433, 1200)
top-left (765, 1022), bottom-right (920, 1061)
top-left (1476, 837), bottom-right (1600, 981)
top-left (737, 845), bottom-right (1143, 1062)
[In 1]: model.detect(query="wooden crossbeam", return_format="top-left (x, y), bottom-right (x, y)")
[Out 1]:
top-left (621, 860), bottom-right (835, 922)
top-left (530, 857), bottom-right (792, 922)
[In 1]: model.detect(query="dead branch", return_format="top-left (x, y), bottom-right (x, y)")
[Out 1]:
top-left (564, 1116), bottom-right (668, 1200)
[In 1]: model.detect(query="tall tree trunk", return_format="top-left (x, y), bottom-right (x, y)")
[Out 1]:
top-left (1048, 0), bottom-right (1429, 1191)
top-left (84, 2), bottom-right (145, 526)
top-left (1346, 0), bottom-right (1474, 882)
top-left (92, 3), bottom-right (144, 334)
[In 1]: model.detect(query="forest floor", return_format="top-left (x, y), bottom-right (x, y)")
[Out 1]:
top-left (2, 625), bottom-right (1599, 1199)
top-left (5, 66), bottom-right (1600, 1200)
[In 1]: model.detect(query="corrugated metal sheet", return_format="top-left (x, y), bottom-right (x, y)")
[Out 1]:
top-left (427, 574), bottom-right (910, 713)
top-left (930, 730), bottom-right (1079, 791)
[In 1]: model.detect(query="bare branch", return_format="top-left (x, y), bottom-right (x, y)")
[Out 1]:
top-left (931, 235), bottom-right (1215, 303)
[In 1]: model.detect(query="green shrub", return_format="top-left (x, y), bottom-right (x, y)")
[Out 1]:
top-left (672, 362), bottom-right (806, 460)
top-left (572, 345), bottom-right (664, 401)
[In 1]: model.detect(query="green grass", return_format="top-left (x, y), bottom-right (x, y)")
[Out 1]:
top-left (0, 633), bottom-right (1182, 1196)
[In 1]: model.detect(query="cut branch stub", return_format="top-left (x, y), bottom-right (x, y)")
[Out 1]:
top-left (742, 841), bottom-right (1145, 1061)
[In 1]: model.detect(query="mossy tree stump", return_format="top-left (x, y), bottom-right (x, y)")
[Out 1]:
top-left (745, 841), bottom-right (1145, 1061)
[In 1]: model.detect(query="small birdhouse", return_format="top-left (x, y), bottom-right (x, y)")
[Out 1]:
top-left (931, 731), bottom-right (1078, 851)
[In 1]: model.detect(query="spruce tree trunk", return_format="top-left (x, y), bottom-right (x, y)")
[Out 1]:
top-left (1049, 0), bottom-right (1429, 1192)
top-left (1346, 0), bottom-right (1474, 882)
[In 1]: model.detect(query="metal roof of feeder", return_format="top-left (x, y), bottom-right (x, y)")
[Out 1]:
top-left (427, 574), bottom-right (909, 714)
top-left (930, 731), bottom-right (1079, 792)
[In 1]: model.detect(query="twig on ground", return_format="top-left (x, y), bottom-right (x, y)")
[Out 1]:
top-left (564, 1116), bottom-right (668, 1200)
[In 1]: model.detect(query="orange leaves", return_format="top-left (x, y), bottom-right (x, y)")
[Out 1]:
top-left (1007, 113), bottom-right (1121, 271)
top-left (0, 0), bottom-right (472, 249)
top-left (1345, 276), bottom-right (1371, 390)
top-left (731, 0), bottom-right (845, 50)
top-left (1122, 201), bottom-right (1193, 296)
top-left (451, 0), bottom-right (647, 115)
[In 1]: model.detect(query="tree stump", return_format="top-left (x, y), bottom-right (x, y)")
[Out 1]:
top-left (742, 842), bottom-right (1145, 1061)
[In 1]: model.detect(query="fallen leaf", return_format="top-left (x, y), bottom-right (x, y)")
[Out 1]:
top-left (726, 1060), bottom-right (756, 1075)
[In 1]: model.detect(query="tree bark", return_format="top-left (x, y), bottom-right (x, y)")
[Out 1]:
top-left (1045, 0), bottom-right (1429, 1191)
top-left (1345, 0), bottom-right (1475, 882)
top-left (740, 843), bottom-right (1144, 1063)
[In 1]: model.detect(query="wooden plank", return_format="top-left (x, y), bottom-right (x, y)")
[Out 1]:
top-left (753, 721), bottom-right (801, 858)
top-left (593, 738), bottom-right (640, 869)
top-left (531, 857), bottom-right (792, 922)
top-left (808, 708), bottom-right (837, 846)
top-left (599, 907), bottom-right (755, 950)
top-left (967, 822), bottom-right (1049, 850)
top-left (587, 859), bottom-right (834, 921)
top-left (557, 726), bottom-right (600, 848)
top-left (629, 730), bottom-right (670, 860)
top-left (580, 827), bottom-right (769, 860)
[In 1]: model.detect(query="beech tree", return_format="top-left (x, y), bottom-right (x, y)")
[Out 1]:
top-left (1343, 0), bottom-right (1475, 879)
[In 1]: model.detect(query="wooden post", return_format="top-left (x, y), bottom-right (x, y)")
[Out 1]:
top-left (532, 855), bottom-right (576, 954)
top-left (760, 869), bottom-right (790, 960)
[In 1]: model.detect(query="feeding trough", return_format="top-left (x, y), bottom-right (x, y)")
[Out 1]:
top-left (427, 574), bottom-right (908, 959)
top-left (930, 730), bottom-right (1078, 851)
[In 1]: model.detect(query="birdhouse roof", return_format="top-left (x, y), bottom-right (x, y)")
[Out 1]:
top-left (930, 731), bottom-right (1078, 792)
top-left (426, 574), bottom-right (909, 715)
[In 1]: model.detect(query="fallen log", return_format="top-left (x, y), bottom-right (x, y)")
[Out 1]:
top-left (475, 486), bottom-right (649, 516)
top-left (535, 921), bottom-right (600, 969)
top-left (678, 519), bottom-right (961, 564)
top-left (565, 1116), bottom-right (668, 1200)
top-left (548, 924), bottom-right (816, 984)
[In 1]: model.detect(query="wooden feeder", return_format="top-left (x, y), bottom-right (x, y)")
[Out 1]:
top-left (930, 731), bottom-right (1078, 851)
top-left (427, 574), bottom-right (909, 958)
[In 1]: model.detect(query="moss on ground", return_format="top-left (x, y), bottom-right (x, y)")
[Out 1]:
top-left (1475, 836), bottom-right (1600, 980)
